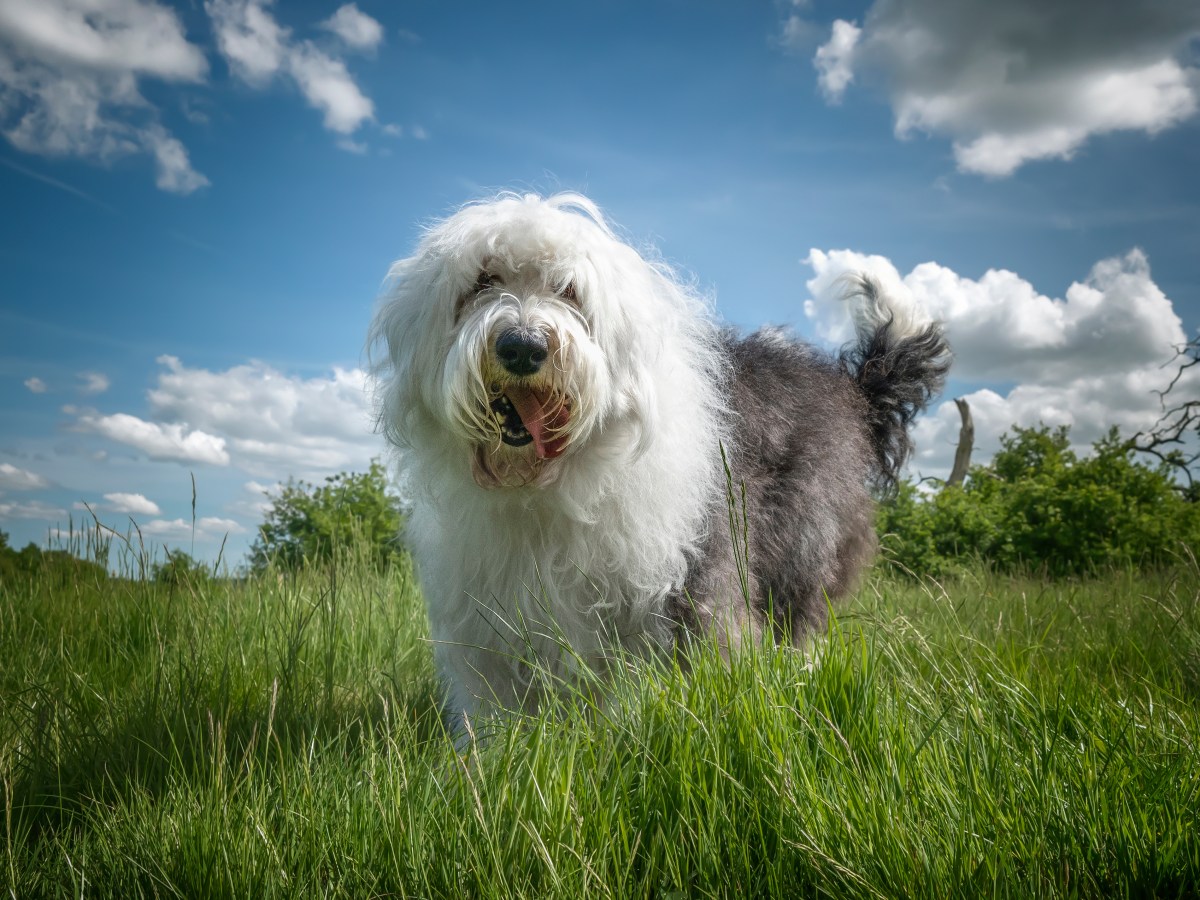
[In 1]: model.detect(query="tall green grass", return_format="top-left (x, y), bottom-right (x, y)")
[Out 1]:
top-left (2, 529), bottom-right (1198, 897)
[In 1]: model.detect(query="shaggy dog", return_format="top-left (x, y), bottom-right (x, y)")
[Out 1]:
top-left (370, 193), bottom-right (949, 725)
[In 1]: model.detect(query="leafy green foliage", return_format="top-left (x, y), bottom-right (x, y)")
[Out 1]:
top-left (880, 425), bottom-right (1200, 576)
top-left (248, 459), bottom-right (404, 572)
top-left (151, 549), bottom-right (211, 586)
top-left (0, 529), bottom-right (108, 586)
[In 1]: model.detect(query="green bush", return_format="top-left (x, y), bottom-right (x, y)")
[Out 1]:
top-left (879, 425), bottom-right (1200, 577)
top-left (249, 459), bottom-right (404, 572)
top-left (0, 530), bottom-right (109, 587)
top-left (151, 549), bottom-right (211, 586)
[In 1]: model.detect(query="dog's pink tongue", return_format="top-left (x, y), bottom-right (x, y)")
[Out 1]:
top-left (507, 387), bottom-right (569, 459)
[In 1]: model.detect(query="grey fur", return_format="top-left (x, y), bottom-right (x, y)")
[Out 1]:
top-left (673, 294), bottom-right (949, 645)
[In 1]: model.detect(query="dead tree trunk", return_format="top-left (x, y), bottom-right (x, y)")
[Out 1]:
top-left (946, 397), bottom-right (974, 487)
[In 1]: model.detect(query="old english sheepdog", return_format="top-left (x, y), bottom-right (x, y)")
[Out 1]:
top-left (370, 193), bottom-right (949, 724)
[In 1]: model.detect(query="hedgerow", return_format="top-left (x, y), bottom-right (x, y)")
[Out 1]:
top-left (879, 425), bottom-right (1200, 576)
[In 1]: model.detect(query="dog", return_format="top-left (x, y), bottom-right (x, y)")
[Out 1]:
top-left (370, 192), bottom-right (949, 725)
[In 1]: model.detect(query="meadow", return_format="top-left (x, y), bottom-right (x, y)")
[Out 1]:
top-left (2, 532), bottom-right (1198, 898)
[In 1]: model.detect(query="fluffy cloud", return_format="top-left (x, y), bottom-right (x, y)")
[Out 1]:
top-left (139, 516), bottom-right (246, 539)
top-left (808, 0), bottom-right (1200, 175)
top-left (0, 0), bottom-right (209, 192)
top-left (806, 248), bottom-right (1183, 383)
top-left (75, 411), bottom-right (231, 465)
top-left (804, 247), bottom-right (1195, 475)
top-left (207, 0), bottom-right (375, 137)
top-left (145, 355), bottom-right (380, 477)
top-left (24, 376), bottom-right (47, 394)
top-left (205, 0), bottom-right (285, 85)
top-left (0, 0), bottom-right (206, 77)
top-left (68, 355), bottom-right (378, 482)
top-left (0, 499), bottom-right (66, 520)
top-left (78, 371), bottom-right (111, 395)
top-left (320, 4), bottom-right (384, 52)
top-left (226, 480), bottom-right (277, 519)
top-left (287, 42), bottom-right (374, 133)
top-left (813, 19), bottom-right (860, 103)
top-left (103, 491), bottom-right (160, 515)
top-left (0, 462), bottom-right (49, 490)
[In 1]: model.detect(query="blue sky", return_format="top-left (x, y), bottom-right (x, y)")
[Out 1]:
top-left (2, 0), bottom-right (1198, 567)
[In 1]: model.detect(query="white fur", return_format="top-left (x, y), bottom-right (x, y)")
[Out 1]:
top-left (370, 194), bottom-right (729, 720)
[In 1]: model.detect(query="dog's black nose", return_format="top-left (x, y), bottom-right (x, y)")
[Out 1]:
top-left (495, 327), bottom-right (549, 376)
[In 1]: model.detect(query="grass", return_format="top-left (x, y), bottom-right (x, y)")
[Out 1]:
top-left (2, 532), bottom-right (1198, 898)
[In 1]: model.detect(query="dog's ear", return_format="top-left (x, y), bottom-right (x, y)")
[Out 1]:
top-left (621, 377), bottom-right (659, 461)
top-left (369, 255), bottom-right (457, 444)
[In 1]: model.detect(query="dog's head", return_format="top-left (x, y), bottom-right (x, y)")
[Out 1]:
top-left (371, 193), bottom-right (689, 489)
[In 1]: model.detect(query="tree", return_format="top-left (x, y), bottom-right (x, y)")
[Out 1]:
top-left (0, 530), bottom-right (108, 585)
top-left (1129, 333), bottom-right (1200, 491)
top-left (152, 550), bottom-right (210, 586)
top-left (945, 397), bottom-right (974, 488)
top-left (249, 460), bottom-right (404, 572)
top-left (879, 424), bottom-right (1200, 577)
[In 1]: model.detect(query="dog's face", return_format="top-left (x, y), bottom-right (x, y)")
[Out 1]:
top-left (373, 194), bottom-right (667, 489)
top-left (448, 252), bottom-right (608, 487)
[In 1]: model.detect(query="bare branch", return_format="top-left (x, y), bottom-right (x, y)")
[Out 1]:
top-left (1128, 334), bottom-right (1200, 489)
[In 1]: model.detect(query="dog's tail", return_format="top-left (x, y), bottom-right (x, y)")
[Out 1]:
top-left (839, 275), bottom-right (951, 492)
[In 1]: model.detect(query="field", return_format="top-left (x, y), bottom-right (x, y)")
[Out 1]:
top-left (2, 537), bottom-right (1198, 898)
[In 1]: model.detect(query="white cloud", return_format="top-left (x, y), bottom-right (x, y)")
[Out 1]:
top-left (336, 136), bottom-right (368, 154)
top-left (0, 0), bottom-right (206, 78)
top-left (807, 247), bottom-right (1184, 383)
top-left (78, 371), bottom-right (111, 395)
top-left (380, 122), bottom-right (401, 137)
top-left (320, 4), bottom-right (383, 52)
top-left (227, 480), bottom-right (277, 518)
top-left (139, 516), bottom-right (246, 539)
top-left (143, 124), bottom-right (210, 193)
top-left (0, 462), bottom-right (49, 490)
top-left (286, 41), bottom-right (374, 133)
top-left (804, 247), bottom-right (1195, 476)
top-left (205, 0), bottom-right (286, 85)
top-left (809, 0), bottom-right (1200, 175)
top-left (813, 19), bottom-right (860, 103)
top-left (75, 411), bottom-right (231, 465)
top-left (145, 355), bottom-right (379, 477)
top-left (24, 376), bottom-right (47, 394)
top-left (103, 491), bottom-right (160, 515)
top-left (0, 0), bottom-right (209, 192)
top-left (411, 124), bottom-right (428, 140)
top-left (0, 499), bottom-right (66, 520)
top-left (779, 15), bottom-right (820, 53)
top-left (206, 0), bottom-right (375, 136)
top-left (66, 355), bottom-right (380, 483)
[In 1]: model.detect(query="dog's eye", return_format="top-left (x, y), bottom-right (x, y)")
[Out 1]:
top-left (560, 281), bottom-right (578, 304)
top-left (456, 271), bottom-right (497, 319)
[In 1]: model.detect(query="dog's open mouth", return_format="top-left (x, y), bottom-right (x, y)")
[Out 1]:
top-left (488, 385), bottom-right (570, 459)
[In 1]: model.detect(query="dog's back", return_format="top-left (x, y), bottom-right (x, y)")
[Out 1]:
top-left (677, 286), bottom-right (949, 646)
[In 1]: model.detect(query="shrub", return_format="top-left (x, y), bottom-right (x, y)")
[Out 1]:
top-left (249, 460), bottom-right (404, 572)
top-left (0, 530), bottom-right (109, 587)
top-left (879, 425), bottom-right (1200, 576)
top-left (151, 550), bottom-right (211, 586)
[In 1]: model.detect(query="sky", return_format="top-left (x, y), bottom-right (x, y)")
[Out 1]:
top-left (1, 0), bottom-right (1198, 569)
